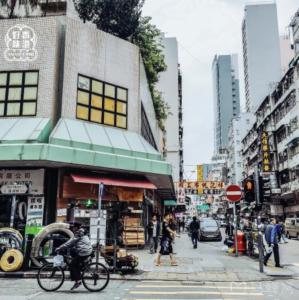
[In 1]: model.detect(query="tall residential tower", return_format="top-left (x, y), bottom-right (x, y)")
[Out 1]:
top-left (242, 2), bottom-right (281, 113)
top-left (212, 54), bottom-right (240, 154)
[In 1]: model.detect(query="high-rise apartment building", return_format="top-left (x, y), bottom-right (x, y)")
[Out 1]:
top-left (290, 9), bottom-right (299, 57)
top-left (242, 2), bottom-right (281, 113)
top-left (157, 35), bottom-right (183, 182)
top-left (212, 54), bottom-right (240, 154)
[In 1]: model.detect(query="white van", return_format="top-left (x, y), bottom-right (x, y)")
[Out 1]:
top-left (285, 218), bottom-right (299, 239)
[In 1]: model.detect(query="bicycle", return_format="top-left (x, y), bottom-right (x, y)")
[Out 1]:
top-left (37, 251), bottom-right (110, 292)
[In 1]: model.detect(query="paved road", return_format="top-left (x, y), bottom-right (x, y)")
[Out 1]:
top-left (1, 278), bottom-right (299, 300)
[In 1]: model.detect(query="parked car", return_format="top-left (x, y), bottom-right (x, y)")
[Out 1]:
top-left (199, 218), bottom-right (222, 241)
top-left (285, 218), bottom-right (299, 239)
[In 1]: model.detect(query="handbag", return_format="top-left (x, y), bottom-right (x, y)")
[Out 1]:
top-left (53, 255), bottom-right (64, 267)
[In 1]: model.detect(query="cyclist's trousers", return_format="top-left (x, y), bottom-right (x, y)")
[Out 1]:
top-left (69, 255), bottom-right (89, 281)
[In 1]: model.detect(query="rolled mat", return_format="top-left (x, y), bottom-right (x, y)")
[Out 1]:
top-left (0, 249), bottom-right (24, 272)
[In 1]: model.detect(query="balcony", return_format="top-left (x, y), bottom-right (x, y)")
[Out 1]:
top-left (281, 179), bottom-right (299, 195)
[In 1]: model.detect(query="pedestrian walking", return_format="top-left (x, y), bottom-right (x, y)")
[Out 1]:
top-left (264, 218), bottom-right (282, 268)
top-left (189, 216), bottom-right (200, 249)
top-left (181, 217), bottom-right (186, 232)
top-left (147, 215), bottom-right (160, 254)
top-left (156, 213), bottom-right (177, 266)
top-left (278, 221), bottom-right (288, 244)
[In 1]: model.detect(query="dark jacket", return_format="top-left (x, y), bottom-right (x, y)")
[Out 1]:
top-left (147, 221), bottom-right (160, 237)
top-left (189, 220), bottom-right (200, 233)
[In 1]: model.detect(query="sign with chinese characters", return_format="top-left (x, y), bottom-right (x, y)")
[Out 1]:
top-left (1, 184), bottom-right (27, 195)
top-left (177, 187), bottom-right (186, 204)
top-left (26, 196), bottom-right (44, 227)
top-left (261, 132), bottom-right (271, 172)
top-left (197, 165), bottom-right (203, 181)
top-left (175, 181), bottom-right (224, 196)
top-left (4, 24), bottom-right (38, 62)
top-left (0, 169), bottom-right (44, 195)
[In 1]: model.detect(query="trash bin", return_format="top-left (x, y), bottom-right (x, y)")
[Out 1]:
top-left (235, 231), bottom-right (246, 254)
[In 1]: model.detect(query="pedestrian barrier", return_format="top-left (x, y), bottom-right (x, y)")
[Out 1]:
top-left (0, 249), bottom-right (24, 272)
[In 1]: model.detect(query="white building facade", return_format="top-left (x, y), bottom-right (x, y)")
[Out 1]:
top-left (212, 54), bottom-right (240, 154)
top-left (242, 2), bottom-right (281, 113)
top-left (157, 36), bottom-right (183, 182)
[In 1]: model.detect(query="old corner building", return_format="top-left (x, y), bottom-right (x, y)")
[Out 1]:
top-left (0, 3), bottom-right (175, 247)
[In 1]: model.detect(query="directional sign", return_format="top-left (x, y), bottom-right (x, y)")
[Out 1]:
top-left (226, 185), bottom-right (242, 202)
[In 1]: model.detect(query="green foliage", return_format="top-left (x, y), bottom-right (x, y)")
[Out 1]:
top-left (132, 16), bottom-right (169, 128)
top-left (73, 0), bottom-right (95, 23)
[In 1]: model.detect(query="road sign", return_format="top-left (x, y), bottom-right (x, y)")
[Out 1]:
top-left (226, 185), bottom-right (242, 202)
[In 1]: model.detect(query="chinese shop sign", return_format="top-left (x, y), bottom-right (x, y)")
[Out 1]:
top-left (4, 24), bottom-right (38, 62)
top-left (0, 169), bottom-right (44, 195)
top-left (176, 181), bottom-right (224, 195)
top-left (261, 132), bottom-right (271, 172)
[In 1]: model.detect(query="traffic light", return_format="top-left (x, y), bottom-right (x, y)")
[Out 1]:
top-left (259, 175), bottom-right (271, 203)
top-left (243, 178), bottom-right (255, 203)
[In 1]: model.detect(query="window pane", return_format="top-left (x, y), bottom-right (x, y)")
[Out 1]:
top-left (116, 115), bottom-right (127, 128)
top-left (117, 88), bottom-right (127, 101)
top-left (104, 98), bottom-right (115, 112)
top-left (25, 72), bottom-right (38, 85)
top-left (77, 105), bottom-right (89, 120)
top-left (117, 102), bottom-right (126, 114)
top-left (8, 88), bottom-right (21, 101)
top-left (104, 112), bottom-right (115, 126)
top-left (92, 80), bottom-right (103, 94)
top-left (22, 102), bottom-right (36, 115)
top-left (0, 103), bottom-right (4, 116)
top-left (91, 95), bottom-right (102, 108)
top-left (77, 91), bottom-right (89, 105)
top-left (24, 87), bottom-right (37, 100)
top-left (0, 88), bottom-right (5, 101)
top-left (0, 73), bottom-right (7, 86)
top-left (78, 76), bottom-right (90, 90)
top-left (105, 84), bottom-right (115, 98)
top-left (9, 73), bottom-right (23, 85)
top-left (90, 109), bottom-right (102, 123)
top-left (7, 103), bottom-right (20, 116)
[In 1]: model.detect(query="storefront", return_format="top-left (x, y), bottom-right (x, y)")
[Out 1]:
top-left (55, 171), bottom-right (157, 247)
top-left (0, 118), bottom-right (175, 252)
top-left (0, 169), bottom-right (45, 236)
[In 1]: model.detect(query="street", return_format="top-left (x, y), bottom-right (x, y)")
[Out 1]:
top-left (2, 233), bottom-right (299, 300)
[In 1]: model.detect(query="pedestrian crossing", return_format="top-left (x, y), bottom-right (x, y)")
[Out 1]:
top-left (123, 280), bottom-right (265, 300)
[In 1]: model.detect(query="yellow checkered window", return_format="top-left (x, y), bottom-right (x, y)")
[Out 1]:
top-left (76, 74), bottom-right (128, 129)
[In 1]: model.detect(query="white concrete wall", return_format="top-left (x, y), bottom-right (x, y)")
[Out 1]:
top-left (280, 35), bottom-right (294, 74)
top-left (61, 17), bottom-right (140, 133)
top-left (0, 17), bottom-right (62, 121)
top-left (156, 36), bottom-right (180, 181)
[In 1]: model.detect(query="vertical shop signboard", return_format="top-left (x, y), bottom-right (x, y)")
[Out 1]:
top-left (26, 196), bottom-right (44, 235)
top-left (261, 132), bottom-right (271, 172)
top-left (197, 165), bottom-right (203, 194)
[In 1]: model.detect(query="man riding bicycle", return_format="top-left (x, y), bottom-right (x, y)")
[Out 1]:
top-left (55, 225), bottom-right (92, 290)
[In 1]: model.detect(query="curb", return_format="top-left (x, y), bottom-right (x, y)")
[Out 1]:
top-left (0, 271), bottom-right (289, 282)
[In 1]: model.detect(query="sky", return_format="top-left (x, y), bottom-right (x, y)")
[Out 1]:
top-left (142, 0), bottom-right (298, 179)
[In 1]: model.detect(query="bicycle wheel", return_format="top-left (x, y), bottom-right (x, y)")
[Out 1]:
top-left (37, 263), bottom-right (65, 292)
top-left (82, 262), bottom-right (110, 292)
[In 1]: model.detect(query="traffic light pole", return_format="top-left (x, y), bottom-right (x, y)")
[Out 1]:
top-left (233, 202), bottom-right (238, 257)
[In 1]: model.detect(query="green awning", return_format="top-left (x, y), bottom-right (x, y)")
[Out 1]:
top-left (0, 118), bottom-right (172, 177)
top-left (0, 118), bottom-right (51, 144)
top-left (164, 200), bottom-right (177, 206)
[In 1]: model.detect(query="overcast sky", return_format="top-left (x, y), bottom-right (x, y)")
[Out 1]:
top-left (142, 0), bottom-right (298, 179)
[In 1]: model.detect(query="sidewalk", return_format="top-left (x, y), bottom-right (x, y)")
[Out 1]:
top-left (1, 233), bottom-right (299, 282)
top-left (127, 232), bottom-right (299, 282)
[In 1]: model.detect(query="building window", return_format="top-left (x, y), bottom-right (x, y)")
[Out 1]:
top-left (141, 104), bottom-right (157, 150)
top-left (0, 71), bottom-right (38, 117)
top-left (76, 74), bottom-right (128, 129)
